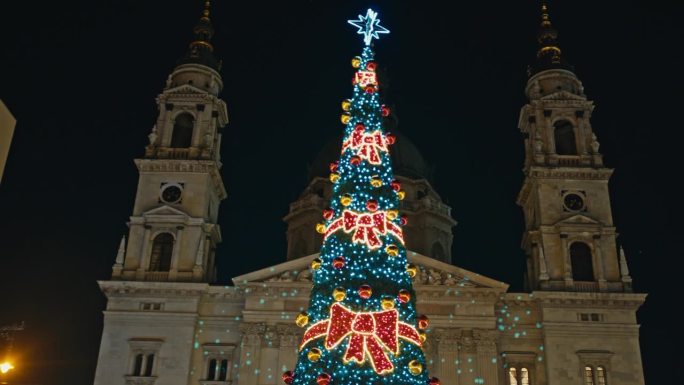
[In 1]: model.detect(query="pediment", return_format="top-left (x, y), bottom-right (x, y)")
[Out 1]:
top-left (143, 205), bottom-right (189, 218)
top-left (539, 90), bottom-right (586, 101)
top-left (164, 84), bottom-right (208, 96)
top-left (556, 214), bottom-right (600, 226)
top-left (232, 251), bottom-right (509, 291)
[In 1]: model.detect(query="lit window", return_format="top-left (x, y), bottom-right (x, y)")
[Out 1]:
top-left (584, 366), bottom-right (594, 385)
top-left (597, 366), bottom-right (607, 385)
top-left (521, 368), bottom-right (530, 385)
top-left (508, 368), bottom-right (518, 385)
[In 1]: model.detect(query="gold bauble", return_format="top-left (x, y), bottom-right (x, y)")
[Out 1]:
top-left (341, 113), bottom-right (351, 124)
top-left (329, 173), bottom-right (340, 183)
top-left (351, 56), bottom-right (362, 68)
top-left (333, 287), bottom-right (346, 301)
top-left (386, 210), bottom-right (399, 220)
top-left (381, 297), bottom-right (395, 310)
top-left (310, 258), bottom-right (322, 270)
top-left (397, 190), bottom-right (406, 200)
top-left (385, 244), bottom-right (399, 257)
top-left (341, 99), bottom-right (352, 111)
top-left (419, 332), bottom-right (427, 343)
top-left (370, 176), bottom-right (383, 188)
top-left (307, 348), bottom-right (322, 362)
top-left (340, 194), bottom-right (352, 206)
top-left (315, 223), bottom-right (326, 234)
top-left (406, 263), bottom-right (418, 278)
top-left (295, 312), bottom-right (309, 327)
top-left (408, 360), bottom-right (423, 375)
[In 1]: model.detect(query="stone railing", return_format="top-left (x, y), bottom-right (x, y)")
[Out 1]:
top-left (146, 271), bottom-right (170, 282)
top-left (557, 155), bottom-right (581, 167)
top-left (574, 281), bottom-right (599, 292)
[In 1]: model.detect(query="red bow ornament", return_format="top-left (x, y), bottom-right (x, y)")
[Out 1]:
top-left (342, 127), bottom-right (391, 165)
top-left (324, 210), bottom-right (404, 249)
top-left (301, 303), bottom-right (422, 375)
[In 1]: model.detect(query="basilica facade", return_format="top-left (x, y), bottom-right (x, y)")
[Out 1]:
top-left (92, 4), bottom-right (646, 385)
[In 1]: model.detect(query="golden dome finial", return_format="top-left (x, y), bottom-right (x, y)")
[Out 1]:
top-left (202, 1), bottom-right (211, 20)
top-left (541, 1), bottom-right (552, 27)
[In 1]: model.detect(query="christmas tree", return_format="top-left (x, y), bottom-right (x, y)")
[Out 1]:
top-left (283, 9), bottom-right (437, 385)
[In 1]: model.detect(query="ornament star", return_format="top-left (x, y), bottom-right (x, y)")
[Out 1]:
top-left (348, 9), bottom-right (390, 46)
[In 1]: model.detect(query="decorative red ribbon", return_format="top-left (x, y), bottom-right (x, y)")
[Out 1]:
top-left (300, 303), bottom-right (422, 375)
top-left (324, 210), bottom-right (403, 249)
top-left (342, 127), bottom-right (390, 165)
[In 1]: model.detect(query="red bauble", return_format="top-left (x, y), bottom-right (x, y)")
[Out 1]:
top-left (329, 161), bottom-right (339, 173)
top-left (354, 122), bottom-right (365, 131)
top-left (323, 208), bottom-right (334, 220)
top-left (366, 199), bottom-right (378, 212)
top-left (400, 215), bottom-right (408, 226)
top-left (428, 377), bottom-right (441, 385)
top-left (350, 155), bottom-right (362, 165)
top-left (282, 371), bottom-right (294, 385)
top-left (366, 61), bottom-right (377, 71)
top-left (417, 314), bottom-right (430, 330)
top-left (333, 256), bottom-right (346, 269)
top-left (358, 284), bottom-right (372, 299)
top-left (390, 179), bottom-right (401, 191)
top-left (398, 289), bottom-right (411, 303)
top-left (316, 373), bottom-right (331, 385)
top-left (385, 133), bottom-right (397, 145)
top-left (381, 105), bottom-right (391, 117)
top-left (365, 85), bottom-right (376, 94)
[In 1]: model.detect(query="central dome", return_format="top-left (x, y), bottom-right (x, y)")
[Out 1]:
top-left (308, 131), bottom-right (432, 181)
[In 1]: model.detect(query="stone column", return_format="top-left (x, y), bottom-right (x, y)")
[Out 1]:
top-left (168, 226), bottom-right (184, 280)
top-left (561, 234), bottom-right (573, 289)
top-left (277, 325), bottom-right (299, 382)
top-left (136, 226), bottom-right (152, 280)
top-left (237, 323), bottom-right (264, 385)
top-left (592, 235), bottom-right (607, 290)
top-left (436, 330), bottom-right (460, 385)
top-left (475, 330), bottom-right (499, 385)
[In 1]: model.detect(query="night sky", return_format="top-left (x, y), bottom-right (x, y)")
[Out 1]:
top-left (1, 1), bottom-right (682, 384)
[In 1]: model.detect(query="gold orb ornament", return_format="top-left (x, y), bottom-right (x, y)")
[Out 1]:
top-left (408, 360), bottom-right (423, 375)
top-left (406, 263), bottom-right (418, 278)
top-left (397, 190), bottom-right (406, 200)
top-left (341, 113), bottom-right (351, 124)
top-left (385, 244), bottom-right (399, 257)
top-left (351, 56), bottom-right (362, 68)
top-left (340, 194), bottom-right (352, 206)
top-left (333, 287), bottom-right (346, 301)
top-left (315, 223), bottom-right (326, 234)
top-left (386, 210), bottom-right (399, 220)
top-left (329, 173), bottom-right (340, 183)
top-left (308, 348), bottom-right (322, 362)
top-left (310, 258), bottom-right (322, 270)
top-left (295, 312), bottom-right (309, 327)
top-left (370, 175), bottom-right (383, 188)
top-left (419, 332), bottom-right (427, 343)
top-left (381, 297), bottom-right (395, 310)
top-left (341, 99), bottom-right (352, 111)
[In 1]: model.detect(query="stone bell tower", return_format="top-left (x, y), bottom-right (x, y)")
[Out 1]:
top-left (111, 1), bottom-right (228, 283)
top-left (516, 3), bottom-right (632, 292)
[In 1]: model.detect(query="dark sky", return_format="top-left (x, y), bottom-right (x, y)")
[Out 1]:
top-left (1, 0), bottom-right (682, 384)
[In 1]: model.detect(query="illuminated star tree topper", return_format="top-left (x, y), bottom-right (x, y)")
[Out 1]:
top-left (347, 8), bottom-right (390, 46)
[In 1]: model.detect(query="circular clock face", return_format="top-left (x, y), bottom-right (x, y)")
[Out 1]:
top-left (563, 193), bottom-right (585, 211)
top-left (161, 185), bottom-right (182, 204)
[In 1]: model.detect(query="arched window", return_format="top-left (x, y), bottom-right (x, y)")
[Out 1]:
top-left (149, 233), bottom-right (174, 272)
top-left (596, 366), bottom-right (607, 385)
top-left (132, 354), bottom-right (144, 376)
top-left (171, 113), bottom-right (194, 148)
top-left (570, 242), bottom-right (594, 281)
top-left (207, 359), bottom-right (217, 380)
top-left (431, 242), bottom-right (445, 261)
top-left (554, 120), bottom-right (577, 155)
top-left (144, 354), bottom-right (155, 376)
top-left (219, 359), bottom-right (229, 381)
top-left (508, 368), bottom-right (518, 385)
top-left (520, 368), bottom-right (530, 385)
top-left (584, 366), bottom-right (595, 385)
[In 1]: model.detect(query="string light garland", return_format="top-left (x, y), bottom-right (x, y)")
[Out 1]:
top-left (286, 9), bottom-right (432, 385)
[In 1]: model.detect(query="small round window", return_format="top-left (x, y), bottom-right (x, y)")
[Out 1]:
top-left (161, 184), bottom-right (183, 204)
top-left (563, 193), bottom-right (585, 211)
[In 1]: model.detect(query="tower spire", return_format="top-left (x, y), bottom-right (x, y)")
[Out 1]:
top-left (178, 0), bottom-right (221, 71)
top-left (530, 1), bottom-right (572, 76)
